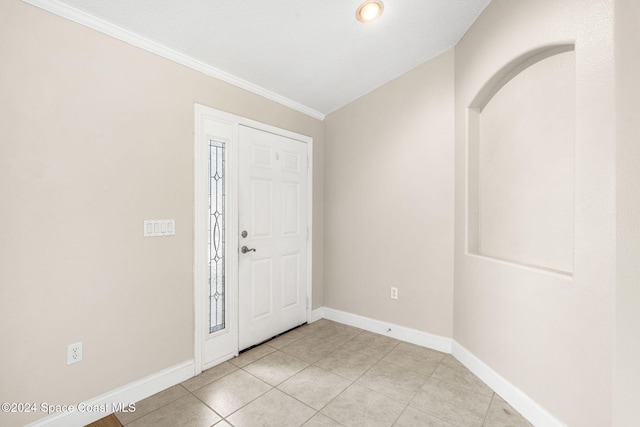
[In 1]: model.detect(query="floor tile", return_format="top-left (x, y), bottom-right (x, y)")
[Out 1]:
top-left (311, 322), bottom-right (363, 343)
top-left (383, 342), bottom-right (445, 376)
top-left (192, 369), bottom-right (271, 417)
top-left (243, 350), bottom-right (309, 386)
top-left (181, 361), bottom-right (238, 392)
top-left (483, 395), bottom-right (533, 427)
top-left (431, 355), bottom-right (493, 396)
top-left (302, 412), bottom-right (344, 426)
top-left (116, 384), bottom-right (188, 425)
top-left (112, 320), bottom-right (525, 427)
top-left (226, 388), bottom-right (316, 427)
top-left (393, 406), bottom-right (456, 427)
top-left (315, 346), bottom-right (378, 381)
top-left (321, 332), bottom-right (362, 350)
top-left (410, 378), bottom-right (492, 427)
top-left (356, 359), bottom-right (426, 403)
top-left (267, 328), bottom-right (308, 349)
top-left (278, 366), bottom-right (351, 410)
top-left (228, 343), bottom-right (276, 368)
top-left (340, 331), bottom-right (400, 359)
top-left (321, 384), bottom-right (406, 427)
top-left (125, 394), bottom-right (221, 427)
top-left (280, 334), bottom-right (343, 363)
top-left (296, 319), bottom-right (332, 335)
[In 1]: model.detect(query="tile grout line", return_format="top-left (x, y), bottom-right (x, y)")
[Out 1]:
top-left (481, 392), bottom-right (498, 427)
top-left (303, 328), bottom-right (406, 425)
top-left (305, 329), bottom-right (379, 425)
top-left (125, 320), bottom-right (524, 427)
top-left (221, 320), bottom-right (340, 426)
top-left (399, 349), bottom-right (459, 426)
top-left (120, 386), bottom-right (193, 427)
top-left (186, 381), bottom-right (226, 423)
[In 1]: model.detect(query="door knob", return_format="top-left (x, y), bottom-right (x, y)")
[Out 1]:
top-left (241, 246), bottom-right (256, 254)
top-left (241, 230), bottom-right (248, 238)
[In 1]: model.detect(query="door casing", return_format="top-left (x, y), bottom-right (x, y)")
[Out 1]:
top-left (193, 104), bottom-right (314, 374)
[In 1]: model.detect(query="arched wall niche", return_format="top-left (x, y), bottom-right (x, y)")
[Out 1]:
top-left (466, 44), bottom-right (576, 275)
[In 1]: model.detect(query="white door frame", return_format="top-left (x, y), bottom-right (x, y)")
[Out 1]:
top-left (193, 104), bottom-right (313, 375)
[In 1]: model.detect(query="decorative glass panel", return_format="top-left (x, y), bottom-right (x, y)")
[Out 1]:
top-left (209, 140), bottom-right (226, 333)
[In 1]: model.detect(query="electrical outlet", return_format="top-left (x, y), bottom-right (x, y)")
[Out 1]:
top-left (390, 287), bottom-right (398, 300)
top-left (67, 342), bottom-right (83, 365)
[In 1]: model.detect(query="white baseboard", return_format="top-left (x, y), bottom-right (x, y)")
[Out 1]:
top-left (452, 341), bottom-right (566, 427)
top-left (319, 307), bottom-right (453, 353)
top-left (26, 311), bottom-right (564, 427)
top-left (308, 307), bottom-right (324, 323)
top-left (26, 360), bottom-right (195, 427)
top-left (316, 306), bottom-right (565, 427)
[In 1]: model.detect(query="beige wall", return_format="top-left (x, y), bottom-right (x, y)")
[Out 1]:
top-left (0, 1), bottom-right (323, 425)
top-left (454, 1), bottom-right (615, 426)
top-left (476, 51), bottom-right (575, 273)
top-left (4, 0), bottom-right (639, 425)
top-left (323, 50), bottom-right (455, 337)
top-left (615, 0), bottom-right (640, 424)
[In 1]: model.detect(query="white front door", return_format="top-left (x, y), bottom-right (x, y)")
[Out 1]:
top-left (194, 105), bottom-right (312, 372)
top-left (238, 125), bottom-right (309, 350)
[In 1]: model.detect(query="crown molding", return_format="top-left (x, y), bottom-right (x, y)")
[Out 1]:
top-left (22, 0), bottom-right (326, 121)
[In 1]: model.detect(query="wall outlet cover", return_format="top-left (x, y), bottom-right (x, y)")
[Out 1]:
top-left (67, 342), bottom-right (83, 365)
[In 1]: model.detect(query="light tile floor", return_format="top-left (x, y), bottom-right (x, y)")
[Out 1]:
top-left (116, 320), bottom-right (533, 427)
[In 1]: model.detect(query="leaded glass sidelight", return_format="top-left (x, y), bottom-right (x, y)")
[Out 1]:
top-left (209, 140), bottom-right (226, 333)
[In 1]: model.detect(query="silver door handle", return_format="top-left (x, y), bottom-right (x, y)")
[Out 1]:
top-left (241, 246), bottom-right (256, 254)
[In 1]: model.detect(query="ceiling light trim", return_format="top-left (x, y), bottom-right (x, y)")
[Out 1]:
top-left (21, 0), bottom-right (326, 121)
top-left (356, 0), bottom-right (384, 23)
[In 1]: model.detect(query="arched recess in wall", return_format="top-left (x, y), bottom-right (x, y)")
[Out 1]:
top-left (467, 44), bottom-right (576, 275)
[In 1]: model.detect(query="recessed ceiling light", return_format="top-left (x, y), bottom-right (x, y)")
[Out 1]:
top-left (356, 0), bottom-right (384, 23)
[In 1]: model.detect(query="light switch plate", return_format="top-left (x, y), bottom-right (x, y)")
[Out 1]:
top-left (144, 219), bottom-right (175, 237)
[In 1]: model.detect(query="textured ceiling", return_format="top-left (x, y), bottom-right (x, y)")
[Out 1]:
top-left (33, 0), bottom-right (491, 117)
